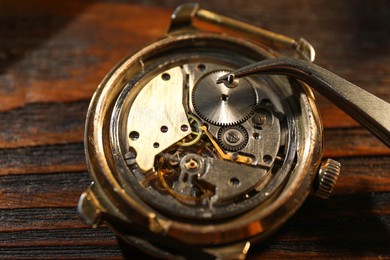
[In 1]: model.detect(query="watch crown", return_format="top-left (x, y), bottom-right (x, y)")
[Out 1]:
top-left (314, 159), bottom-right (341, 199)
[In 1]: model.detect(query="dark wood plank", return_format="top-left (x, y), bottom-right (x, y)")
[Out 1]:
top-left (323, 127), bottom-right (390, 158)
top-left (0, 208), bottom-right (86, 232)
top-left (0, 245), bottom-right (125, 259)
top-left (0, 228), bottom-right (117, 247)
top-left (335, 156), bottom-right (390, 194)
top-left (0, 143), bottom-right (86, 175)
top-left (0, 1), bottom-right (171, 112)
top-left (0, 102), bottom-right (87, 149)
top-left (0, 172), bottom-right (90, 209)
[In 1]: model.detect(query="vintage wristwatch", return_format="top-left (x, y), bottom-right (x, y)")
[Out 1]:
top-left (78, 3), bottom-right (390, 259)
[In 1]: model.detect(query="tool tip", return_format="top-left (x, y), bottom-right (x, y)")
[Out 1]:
top-left (216, 74), bottom-right (229, 84)
top-left (216, 73), bottom-right (237, 86)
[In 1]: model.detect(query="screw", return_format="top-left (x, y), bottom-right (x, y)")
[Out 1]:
top-left (252, 113), bottom-right (266, 128)
top-left (231, 153), bottom-right (239, 161)
top-left (223, 74), bottom-right (239, 88)
top-left (227, 131), bottom-right (241, 143)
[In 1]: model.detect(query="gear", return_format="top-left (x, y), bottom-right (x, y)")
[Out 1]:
top-left (192, 70), bottom-right (256, 126)
top-left (217, 125), bottom-right (249, 152)
top-left (177, 114), bottom-right (203, 147)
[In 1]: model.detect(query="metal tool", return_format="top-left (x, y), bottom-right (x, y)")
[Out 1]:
top-left (217, 57), bottom-right (390, 148)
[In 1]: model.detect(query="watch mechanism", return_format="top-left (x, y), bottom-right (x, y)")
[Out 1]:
top-left (120, 61), bottom-right (288, 219)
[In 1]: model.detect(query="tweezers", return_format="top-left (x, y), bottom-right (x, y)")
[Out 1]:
top-left (217, 57), bottom-right (390, 148)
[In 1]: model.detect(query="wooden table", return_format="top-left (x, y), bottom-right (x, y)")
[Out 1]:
top-left (1, 1), bottom-right (389, 259)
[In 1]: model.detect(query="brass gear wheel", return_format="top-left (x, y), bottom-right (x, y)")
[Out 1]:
top-left (192, 70), bottom-right (257, 126)
top-left (217, 125), bottom-right (249, 152)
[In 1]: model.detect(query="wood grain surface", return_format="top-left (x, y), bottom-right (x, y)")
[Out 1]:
top-left (0, 0), bottom-right (389, 259)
